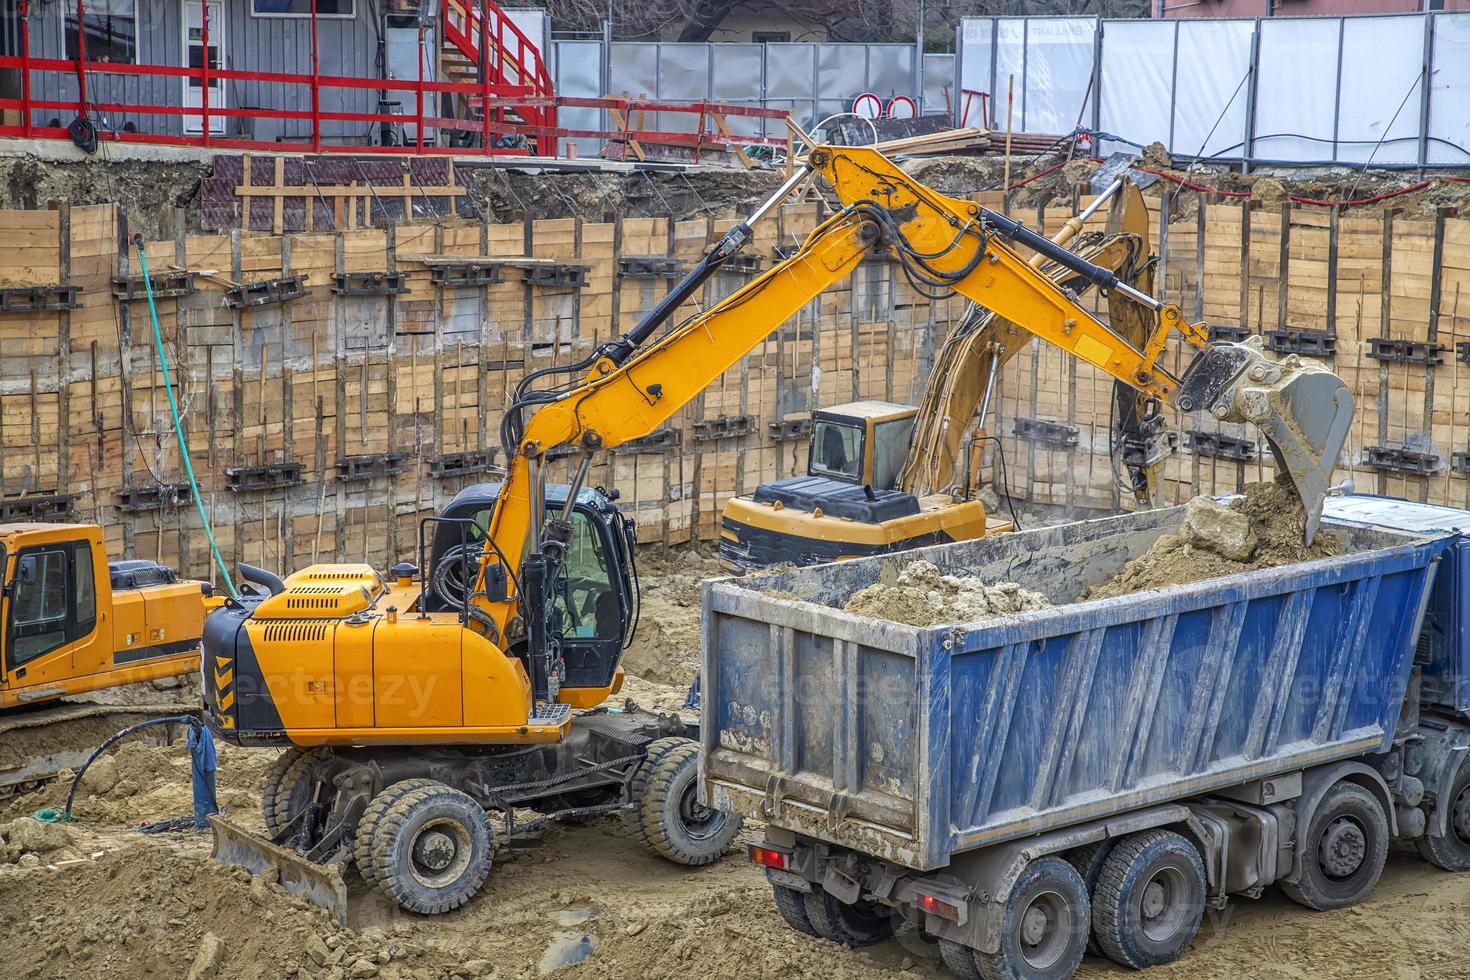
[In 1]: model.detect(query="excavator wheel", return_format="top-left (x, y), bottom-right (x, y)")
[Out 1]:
top-left (623, 736), bottom-right (690, 836)
top-left (263, 747), bottom-right (331, 837)
top-left (354, 779), bottom-right (444, 887)
top-left (370, 782), bottom-right (495, 914)
top-left (630, 738), bottom-right (742, 866)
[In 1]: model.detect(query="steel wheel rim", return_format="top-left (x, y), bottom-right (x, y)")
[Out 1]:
top-left (1017, 887), bottom-right (1070, 971)
top-left (678, 781), bottom-right (723, 841)
top-left (1319, 815), bottom-right (1368, 879)
top-left (409, 816), bottom-right (474, 889)
top-left (1137, 865), bottom-right (1189, 943)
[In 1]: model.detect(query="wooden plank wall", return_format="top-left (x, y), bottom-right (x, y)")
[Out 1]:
top-left (0, 193), bottom-right (1465, 585)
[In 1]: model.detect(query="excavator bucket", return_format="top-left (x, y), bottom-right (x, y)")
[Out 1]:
top-left (209, 814), bottom-right (349, 925)
top-left (1175, 337), bottom-right (1354, 545)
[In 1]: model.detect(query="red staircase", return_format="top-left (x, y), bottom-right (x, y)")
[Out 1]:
top-left (440, 0), bottom-right (557, 154)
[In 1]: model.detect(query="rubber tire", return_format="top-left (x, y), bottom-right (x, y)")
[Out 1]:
top-left (1090, 830), bottom-right (1206, 969)
top-left (1416, 765), bottom-right (1470, 872)
top-left (623, 736), bottom-right (689, 836)
top-left (973, 856), bottom-right (1089, 980)
top-left (370, 783), bottom-right (495, 914)
top-left (1065, 840), bottom-right (1112, 956)
top-left (631, 739), bottom-right (742, 866)
top-left (938, 938), bottom-right (983, 980)
top-left (354, 779), bottom-right (443, 886)
top-left (267, 746), bottom-right (331, 836)
top-left (801, 889), bottom-right (894, 947)
top-left (771, 882), bottom-right (820, 937)
top-left (1281, 781), bottom-right (1389, 912)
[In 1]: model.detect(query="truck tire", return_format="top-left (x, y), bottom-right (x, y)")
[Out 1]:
top-left (1416, 766), bottom-right (1470, 872)
top-left (1090, 829), bottom-right (1205, 969)
top-left (632, 739), bottom-right (742, 866)
top-left (370, 783), bottom-right (495, 914)
top-left (266, 746), bottom-right (331, 838)
top-left (972, 857), bottom-right (1088, 980)
top-left (801, 889), bottom-right (894, 947)
top-left (1065, 840), bottom-right (1112, 956)
top-left (938, 938), bottom-right (982, 980)
top-left (771, 882), bottom-right (820, 937)
top-left (1282, 781), bottom-right (1388, 911)
top-left (354, 779), bottom-right (443, 886)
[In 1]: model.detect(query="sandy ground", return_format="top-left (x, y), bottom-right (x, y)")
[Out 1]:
top-left (2, 542), bottom-right (1469, 979)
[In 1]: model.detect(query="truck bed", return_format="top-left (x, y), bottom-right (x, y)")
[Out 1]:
top-left (701, 497), bottom-right (1448, 871)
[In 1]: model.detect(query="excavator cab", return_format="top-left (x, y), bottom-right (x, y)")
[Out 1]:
top-left (809, 402), bottom-right (919, 488)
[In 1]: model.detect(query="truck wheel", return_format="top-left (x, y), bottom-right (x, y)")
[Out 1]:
top-left (266, 746), bottom-right (331, 837)
top-left (632, 739), bottom-right (742, 866)
top-left (353, 779), bottom-right (443, 886)
top-left (801, 889), bottom-right (894, 947)
top-left (370, 783), bottom-right (495, 914)
top-left (1416, 766), bottom-right (1470, 872)
top-left (1090, 830), bottom-right (1205, 969)
top-left (972, 857), bottom-right (1088, 980)
top-left (771, 882), bottom-right (820, 937)
top-left (938, 938), bottom-right (982, 979)
top-left (1282, 782), bottom-right (1388, 911)
top-left (1065, 840), bottom-right (1112, 956)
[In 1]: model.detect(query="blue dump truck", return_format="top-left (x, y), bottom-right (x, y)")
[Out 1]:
top-left (700, 495), bottom-right (1470, 979)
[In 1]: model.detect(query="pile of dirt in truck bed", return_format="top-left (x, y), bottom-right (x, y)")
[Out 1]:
top-left (1083, 477), bottom-right (1344, 600)
top-left (843, 560), bottom-right (1051, 627)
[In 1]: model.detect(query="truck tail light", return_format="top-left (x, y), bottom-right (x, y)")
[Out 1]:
top-left (748, 844), bottom-right (791, 870)
top-left (918, 893), bottom-right (961, 921)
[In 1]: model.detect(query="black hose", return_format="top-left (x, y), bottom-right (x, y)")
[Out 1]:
top-left (64, 714), bottom-right (200, 821)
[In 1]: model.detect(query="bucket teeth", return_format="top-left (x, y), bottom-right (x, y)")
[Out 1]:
top-left (1177, 340), bottom-right (1354, 545)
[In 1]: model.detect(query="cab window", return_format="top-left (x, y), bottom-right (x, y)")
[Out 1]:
top-left (810, 420), bottom-right (863, 481)
top-left (7, 548), bottom-right (69, 669)
top-left (871, 416), bottom-right (917, 490)
top-left (556, 511), bottom-right (621, 641)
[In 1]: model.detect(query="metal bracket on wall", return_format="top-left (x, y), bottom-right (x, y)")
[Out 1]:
top-left (335, 453), bottom-right (408, 482)
top-left (1452, 452), bottom-right (1470, 476)
top-left (768, 418), bottom-right (812, 441)
top-left (618, 256), bottom-right (686, 279)
top-left (225, 462), bottom-right (304, 492)
top-left (1013, 416), bottom-right (1079, 450)
top-left (116, 482), bottom-right (193, 512)
top-left (516, 263), bottom-right (589, 289)
top-left (429, 262), bottom-right (504, 288)
top-left (693, 414), bottom-right (755, 440)
top-left (1366, 338), bottom-right (1445, 365)
top-left (1265, 328), bottom-right (1336, 358)
top-left (1207, 324), bottom-right (1251, 344)
top-left (333, 271), bottom-right (410, 296)
top-left (1456, 342), bottom-right (1470, 364)
top-left (0, 492), bottom-right (77, 521)
top-left (722, 255), bottom-right (765, 275)
top-left (0, 284), bottom-right (81, 312)
top-left (112, 272), bottom-right (196, 301)
top-left (1364, 446), bottom-right (1440, 476)
top-left (1187, 430), bottom-right (1258, 462)
top-left (427, 450), bottom-right (500, 479)
top-left (225, 275), bottom-right (308, 309)
top-left (614, 429), bottom-right (681, 454)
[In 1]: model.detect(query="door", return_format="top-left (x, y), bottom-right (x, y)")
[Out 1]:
top-left (183, 0), bottom-right (225, 135)
top-left (2, 542), bottom-right (98, 694)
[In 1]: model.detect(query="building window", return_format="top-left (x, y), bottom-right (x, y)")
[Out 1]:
top-left (65, 0), bottom-right (137, 63)
top-left (252, 0), bottom-right (356, 18)
top-left (752, 31), bottom-right (789, 43)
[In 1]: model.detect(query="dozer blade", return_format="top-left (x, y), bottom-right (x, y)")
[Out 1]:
top-left (209, 814), bottom-right (349, 925)
top-left (1176, 338), bottom-right (1354, 545)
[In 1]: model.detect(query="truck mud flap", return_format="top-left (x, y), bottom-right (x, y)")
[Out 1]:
top-left (209, 814), bottom-right (349, 925)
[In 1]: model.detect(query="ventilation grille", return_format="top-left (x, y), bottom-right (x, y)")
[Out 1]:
top-left (261, 621), bottom-right (331, 643)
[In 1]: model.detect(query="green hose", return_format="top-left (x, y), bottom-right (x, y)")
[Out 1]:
top-left (134, 235), bottom-right (237, 597)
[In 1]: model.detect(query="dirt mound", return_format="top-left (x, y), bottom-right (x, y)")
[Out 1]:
top-left (620, 545), bottom-right (722, 688)
top-left (0, 841), bottom-right (451, 980)
top-left (1084, 477), bottom-right (1344, 600)
top-left (843, 560), bottom-right (1051, 627)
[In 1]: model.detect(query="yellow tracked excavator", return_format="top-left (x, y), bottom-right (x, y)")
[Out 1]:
top-left (0, 522), bottom-right (215, 801)
top-left (719, 175), bottom-right (1167, 571)
top-left (202, 145), bottom-right (1353, 922)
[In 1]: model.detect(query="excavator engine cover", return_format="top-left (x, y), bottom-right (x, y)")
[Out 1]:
top-left (1175, 337), bottom-right (1353, 544)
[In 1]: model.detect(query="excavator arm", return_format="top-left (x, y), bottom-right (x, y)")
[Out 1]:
top-left (478, 144), bottom-right (1353, 702)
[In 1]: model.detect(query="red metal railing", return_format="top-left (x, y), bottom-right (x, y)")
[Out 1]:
top-left (0, 0), bottom-right (791, 160)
